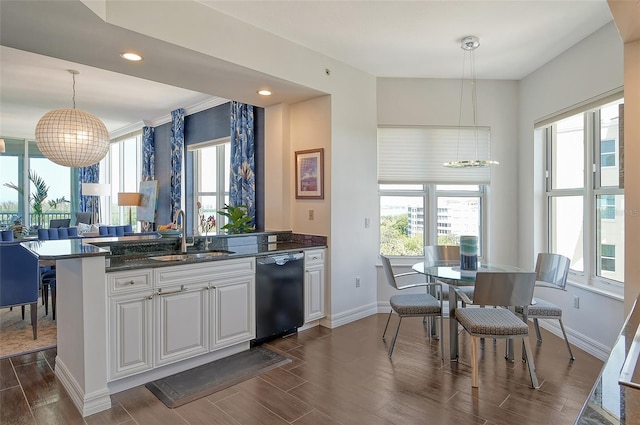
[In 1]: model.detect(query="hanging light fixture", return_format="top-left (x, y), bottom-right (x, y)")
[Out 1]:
top-left (444, 36), bottom-right (499, 168)
top-left (35, 69), bottom-right (109, 168)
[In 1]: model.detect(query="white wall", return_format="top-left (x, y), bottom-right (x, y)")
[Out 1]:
top-left (377, 77), bottom-right (520, 265)
top-left (264, 104), bottom-right (291, 231)
top-left (518, 22), bottom-right (625, 356)
top-left (623, 39), bottom-right (640, 313)
top-left (289, 96), bottom-right (331, 237)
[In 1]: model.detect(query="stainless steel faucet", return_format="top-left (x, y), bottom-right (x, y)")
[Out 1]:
top-left (174, 209), bottom-right (187, 253)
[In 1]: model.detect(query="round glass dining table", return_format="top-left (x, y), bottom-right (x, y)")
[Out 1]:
top-left (412, 260), bottom-right (521, 361)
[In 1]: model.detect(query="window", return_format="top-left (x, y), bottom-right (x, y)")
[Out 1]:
top-left (600, 139), bottom-right (615, 167)
top-left (601, 244), bottom-right (616, 272)
top-left (379, 184), bottom-right (484, 256)
top-left (0, 139), bottom-right (71, 228)
top-left (187, 137), bottom-right (230, 235)
top-left (543, 97), bottom-right (624, 288)
top-left (107, 133), bottom-right (142, 226)
top-left (377, 127), bottom-right (490, 257)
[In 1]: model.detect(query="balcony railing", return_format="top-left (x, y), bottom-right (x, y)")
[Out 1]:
top-left (0, 212), bottom-right (72, 229)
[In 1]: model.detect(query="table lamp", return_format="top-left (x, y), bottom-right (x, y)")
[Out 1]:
top-left (81, 183), bottom-right (111, 224)
top-left (118, 192), bottom-right (142, 225)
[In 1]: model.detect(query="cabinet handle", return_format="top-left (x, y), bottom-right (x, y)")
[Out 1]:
top-left (147, 295), bottom-right (154, 300)
top-left (128, 280), bottom-right (136, 285)
top-left (157, 285), bottom-right (187, 296)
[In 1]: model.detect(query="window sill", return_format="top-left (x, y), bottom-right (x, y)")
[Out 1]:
top-left (567, 279), bottom-right (624, 301)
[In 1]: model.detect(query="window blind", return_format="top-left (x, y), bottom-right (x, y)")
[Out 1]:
top-left (377, 126), bottom-right (492, 184)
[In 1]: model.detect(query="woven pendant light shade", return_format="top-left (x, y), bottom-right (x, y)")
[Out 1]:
top-left (35, 107), bottom-right (109, 167)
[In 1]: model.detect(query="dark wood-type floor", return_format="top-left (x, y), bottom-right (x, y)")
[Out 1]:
top-left (0, 313), bottom-right (602, 425)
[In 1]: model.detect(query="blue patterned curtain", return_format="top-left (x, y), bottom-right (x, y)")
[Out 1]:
top-left (140, 126), bottom-right (155, 231)
top-left (78, 164), bottom-right (99, 216)
top-left (170, 109), bottom-right (184, 222)
top-left (141, 126), bottom-right (155, 181)
top-left (230, 101), bottom-right (255, 226)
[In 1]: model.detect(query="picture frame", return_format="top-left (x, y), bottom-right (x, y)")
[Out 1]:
top-left (295, 148), bottom-right (324, 199)
top-left (137, 180), bottom-right (159, 222)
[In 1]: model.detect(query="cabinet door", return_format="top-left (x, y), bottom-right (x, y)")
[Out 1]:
top-left (305, 264), bottom-right (325, 322)
top-left (154, 283), bottom-right (209, 366)
top-left (109, 292), bottom-right (153, 380)
top-left (211, 274), bottom-right (255, 349)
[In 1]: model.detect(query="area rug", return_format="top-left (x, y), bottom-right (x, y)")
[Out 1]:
top-left (0, 299), bottom-right (57, 359)
top-left (145, 346), bottom-right (291, 408)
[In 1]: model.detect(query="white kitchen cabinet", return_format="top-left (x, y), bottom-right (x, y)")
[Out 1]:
top-left (107, 270), bottom-right (154, 380)
top-left (304, 249), bottom-right (326, 323)
top-left (211, 273), bottom-right (255, 349)
top-left (107, 257), bottom-right (255, 379)
top-left (153, 281), bottom-right (210, 366)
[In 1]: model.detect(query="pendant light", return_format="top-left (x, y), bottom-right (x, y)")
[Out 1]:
top-left (444, 36), bottom-right (498, 168)
top-left (35, 70), bottom-right (109, 167)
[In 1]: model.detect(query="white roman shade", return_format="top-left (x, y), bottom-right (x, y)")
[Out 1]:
top-left (377, 126), bottom-right (492, 184)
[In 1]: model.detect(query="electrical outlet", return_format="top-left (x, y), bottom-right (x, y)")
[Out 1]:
top-left (355, 277), bottom-right (361, 288)
top-left (573, 296), bottom-right (580, 309)
top-left (308, 209), bottom-right (314, 220)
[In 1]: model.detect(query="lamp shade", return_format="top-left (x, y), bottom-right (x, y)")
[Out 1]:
top-left (35, 108), bottom-right (109, 167)
top-left (81, 183), bottom-right (111, 196)
top-left (117, 192), bottom-right (142, 207)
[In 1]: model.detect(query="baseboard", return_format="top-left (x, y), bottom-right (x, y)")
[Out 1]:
top-left (323, 302), bottom-right (378, 329)
top-left (535, 319), bottom-right (611, 362)
top-left (55, 357), bottom-right (112, 417)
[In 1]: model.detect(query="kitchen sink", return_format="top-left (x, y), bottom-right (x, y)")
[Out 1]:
top-left (150, 250), bottom-right (234, 262)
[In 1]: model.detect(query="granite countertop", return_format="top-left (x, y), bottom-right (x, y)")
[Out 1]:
top-left (21, 238), bottom-right (110, 260)
top-left (19, 232), bottom-right (327, 271)
top-left (106, 241), bottom-right (321, 272)
top-left (575, 293), bottom-right (640, 424)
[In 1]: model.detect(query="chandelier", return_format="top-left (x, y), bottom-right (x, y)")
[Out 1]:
top-left (35, 70), bottom-right (109, 168)
top-left (444, 36), bottom-right (499, 168)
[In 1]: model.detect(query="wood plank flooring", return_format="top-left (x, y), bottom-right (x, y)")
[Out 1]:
top-left (0, 313), bottom-right (602, 425)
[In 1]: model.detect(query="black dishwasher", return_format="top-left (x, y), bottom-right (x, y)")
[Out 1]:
top-left (252, 252), bottom-right (305, 346)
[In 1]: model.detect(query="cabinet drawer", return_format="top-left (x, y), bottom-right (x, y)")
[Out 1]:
top-left (305, 249), bottom-right (325, 266)
top-left (155, 257), bottom-right (255, 288)
top-left (108, 270), bottom-right (153, 295)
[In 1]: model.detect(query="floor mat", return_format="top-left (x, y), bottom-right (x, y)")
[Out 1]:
top-left (145, 346), bottom-right (291, 408)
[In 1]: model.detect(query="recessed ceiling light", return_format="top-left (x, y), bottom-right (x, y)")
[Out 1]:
top-left (120, 52), bottom-right (143, 61)
top-left (257, 90), bottom-right (272, 96)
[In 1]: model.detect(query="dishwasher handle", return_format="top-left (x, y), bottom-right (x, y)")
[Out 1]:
top-left (257, 252), bottom-right (304, 266)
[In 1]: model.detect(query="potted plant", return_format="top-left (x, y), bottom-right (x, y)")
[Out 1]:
top-left (3, 170), bottom-right (69, 229)
top-left (219, 204), bottom-right (254, 234)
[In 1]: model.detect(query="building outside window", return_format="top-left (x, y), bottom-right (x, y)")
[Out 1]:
top-left (379, 184), bottom-right (484, 256)
top-left (542, 97), bottom-right (624, 289)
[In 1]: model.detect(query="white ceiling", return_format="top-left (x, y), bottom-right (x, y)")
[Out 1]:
top-left (0, 0), bottom-right (615, 141)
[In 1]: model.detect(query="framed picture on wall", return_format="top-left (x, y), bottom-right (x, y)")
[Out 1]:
top-left (295, 148), bottom-right (324, 199)
top-left (137, 180), bottom-right (159, 222)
